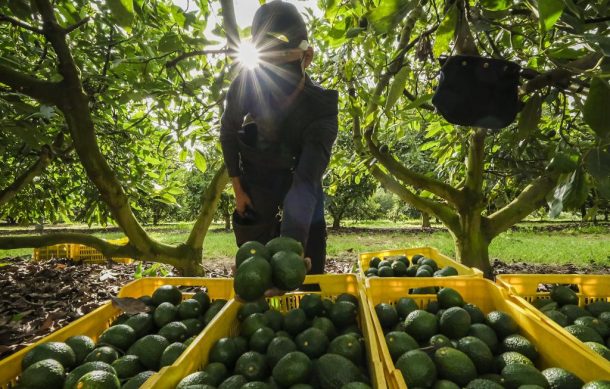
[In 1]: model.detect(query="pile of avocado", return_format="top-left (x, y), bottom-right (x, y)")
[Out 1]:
top-left (364, 254), bottom-right (458, 278)
top-left (532, 284), bottom-right (610, 362)
top-left (234, 237), bottom-right (308, 301)
top-left (176, 293), bottom-right (372, 388)
top-left (16, 285), bottom-right (226, 389)
top-left (374, 287), bottom-right (610, 388)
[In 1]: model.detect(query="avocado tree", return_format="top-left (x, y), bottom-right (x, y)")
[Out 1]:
top-left (0, 0), bottom-right (245, 275)
top-left (313, 0), bottom-right (609, 275)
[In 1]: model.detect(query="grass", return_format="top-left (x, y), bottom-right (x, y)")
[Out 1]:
top-left (1, 221), bottom-right (608, 266)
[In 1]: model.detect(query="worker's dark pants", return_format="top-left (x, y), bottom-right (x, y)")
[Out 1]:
top-left (232, 165), bottom-right (326, 275)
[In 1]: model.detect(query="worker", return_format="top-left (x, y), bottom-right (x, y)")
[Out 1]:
top-left (220, 0), bottom-right (338, 277)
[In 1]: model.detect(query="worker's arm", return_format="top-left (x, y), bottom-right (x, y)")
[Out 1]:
top-left (220, 76), bottom-right (253, 214)
top-left (280, 115), bottom-right (338, 247)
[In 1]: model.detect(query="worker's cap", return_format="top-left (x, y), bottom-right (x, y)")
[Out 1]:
top-left (252, 1), bottom-right (308, 50)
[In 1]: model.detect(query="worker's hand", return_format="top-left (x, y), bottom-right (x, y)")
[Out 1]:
top-left (234, 190), bottom-right (253, 216)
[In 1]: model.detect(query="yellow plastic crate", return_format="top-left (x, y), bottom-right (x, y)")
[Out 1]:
top-left (0, 277), bottom-right (233, 389)
top-left (359, 246), bottom-right (483, 281)
top-left (145, 274), bottom-right (388, 389)
top-left (32, 243), bottom-right (72, 261)
top-left (71, 237), bottom-right (133, 264)
top-left (496, 274), bottom-right (610, 373)
top-left (32, 237), bottom-right (134, 264)
top-left (364, 277), bottom-right (610, 389)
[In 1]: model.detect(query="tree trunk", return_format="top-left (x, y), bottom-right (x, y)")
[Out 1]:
top-left (225, 214), bottom-right (231, 231)
top-left (332, 217), bottom-right (341, 229)
top-left (453, 228), bottom-right (492, 278)
top-left (421, 212), bottom-right (431, 228)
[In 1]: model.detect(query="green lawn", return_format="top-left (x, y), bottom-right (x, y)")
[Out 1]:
top-left (1, 222), bottom-right (608, 266)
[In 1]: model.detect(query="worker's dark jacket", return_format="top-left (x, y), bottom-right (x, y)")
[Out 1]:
top-left (220, 71), bottom-right (338, 273)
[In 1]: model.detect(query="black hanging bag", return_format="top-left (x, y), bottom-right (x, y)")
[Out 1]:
top-left (432, 55), bottom-right (522, 129)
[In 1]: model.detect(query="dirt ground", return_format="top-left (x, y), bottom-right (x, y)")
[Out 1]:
top-left (1, 254), bottom-right (609, 360)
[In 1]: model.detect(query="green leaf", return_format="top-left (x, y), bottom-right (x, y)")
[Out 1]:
top-left (433, 4), bottom-right (458, 58)
top-left (346, 27), bottom-right (365, 39)
top-left (586, 146), bottom-right (610, 180)
top-left (158, 32), bottom-right (182, 53)
top-left (107, 0), bottom-right (134, 29)
top-left (547, 167), bottom-right (589, 217)
top-left (538, 0), bottom-right (564, 32)
top-left (194, 149), bottom-right (207, 173)
top-left (583, 78), bottom-right (610, 139)
top-left (403, 93), bottom-right (434, 111)
top-left (517, 94), bottom-right (542, 140)
top-left (366, 0), bottom-right (412, 34)
top-left (480, 0), bottom-right (511, 11)
top-left (384, 66), bottom-right (409, 115)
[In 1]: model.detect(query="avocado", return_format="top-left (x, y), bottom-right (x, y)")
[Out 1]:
top-left (127, 334), bottom-right (169, 370)
top-left (485, 311), bottom-right (519, 338)
top-left (404, 309), bottom-right (438, 342)
top-left (249, 327), bottom-right (276, 353)
top-left (272, 351), bottom-right (312, 386)
top-left (542, 367), bottom-right (584, 389)
top-left (65, 335), bottom-right (96, 365)
top-left (20, 359), bottom-right (65, 389)
top-left (266, 236), bottom-right (304, 256)
top-left (329, 334), bottom-right (364, 365)
top-left (300, 294), bottom-right (325, 318)
top-left (237, 241), bottom-right (271, 266)
top-left (152, 285), bottom-right (183, 306)
top-left (234, 257), bottom-right (273, 302)
top-left (271, 251), bottom-right (307, 291)
top-left (501, 334), bottom-right (539, 361)
top-left (375, 303), bottom-right (399, 329)
top-left (315, 354), bottom-right (365, 389)
top-left (457, 336), bottom-right (494, 374)
top-left (112, 354), bottom-right (146, 378)
top-left (395, 297), bottom-right (419, 318)
top-left (395, 350), bottom-right (437, 388)
top-left (22, 341), bottom-right (76, 370)
top-left (550, 285), bottom-right (579, 306)
top-left (153, 302), bottom-right (178, 328)
top-left (385, 331), bottom-right (418, 361)
top-left (501, 363), bottom-right (549, 388)
top-left (468, 323), bottom-right (499, 353)
top-left (295, 327), bottom-right (328, 359)
top-left (235, 351), bottom-right (268, 381)
top-left (266, 336), bottom-right (297, 367)
top-left (209, 337), bottom-right (238, 368)
top-left (434, 347), bottom-right (477, 386)
top-left (440, 307), bottom-right (471, 339)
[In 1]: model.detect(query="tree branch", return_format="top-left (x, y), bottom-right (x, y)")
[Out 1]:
top-left (464, 128), bottom-right (486, 195)
top-left (0, 13), bottom-right (43, 33)
top-left (486, 172), bottom-right (561, 238)
top-left (0, 63), bottom-right (62, 104)
top-left (166, 49), bottom-right (229, 68)
top-left (0, 232), bottom-right (136, 258)
top-left (363, 127), bottom-right (464, 207)
top-left (32, 0), bottom-right (158, 254)
top-left (350, 102), bottom-right (461, 233)
top-left (369, 164), bottom-right (461, 233)
top-left (220, 0), bottom-right (240, 51)
top-left (402, 89), bottom-right (434, 111)
top-left (0, 146), bottom-right (52, 206)
top-left (63, 17), bottom-right (90, 34)
top-left (186, 165), bottom-right (229, 250)
top-left (522, 53), bottom-right (603, 94)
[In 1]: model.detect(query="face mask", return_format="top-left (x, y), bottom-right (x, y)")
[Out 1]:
top-left (257, 58), bottom-right (304, 99)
